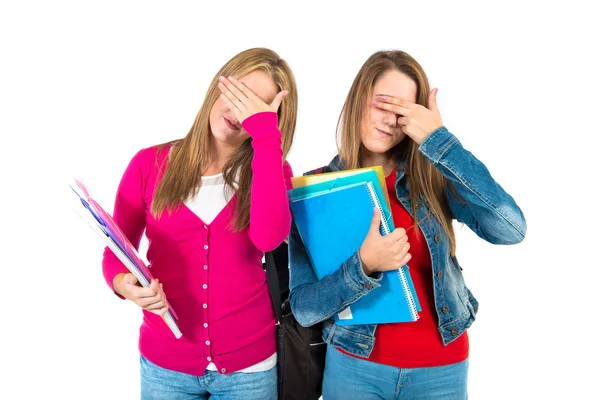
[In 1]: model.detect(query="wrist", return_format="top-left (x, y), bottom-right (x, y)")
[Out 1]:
top-left (241, 112), bottom-right (279, 140)
top-left (112, 273), bottom-right (126, 296)
top-left (359, 249), bottom-right (375, 275)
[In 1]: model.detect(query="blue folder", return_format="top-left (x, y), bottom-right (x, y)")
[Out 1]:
top-left (288, 172), bottom-right (421, 325)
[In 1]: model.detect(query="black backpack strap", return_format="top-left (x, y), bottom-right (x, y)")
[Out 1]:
top-left (265, 251), bottom-right (282, 322)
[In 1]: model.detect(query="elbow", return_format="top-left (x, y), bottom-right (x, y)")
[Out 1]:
top-left (102, 248), bottom-right (128, 292)
top-left (485, 217), bottom-right (527, 245)
top-left (478, 205), bottom-right (527, 245)
top-left (499, 210), bottom-right (527, 245)
top-left (506, 220), bottom-right (527, 245)
top-left (293, 312), bottom-right (315, 328)
top-left (289, 288), bottom-right (322, 328)
top-left (496, 230), bottom-right (525, 245)
top-left (251, 228), bottom-right (289, 252)
top-left (251, 217), bottom-right (291, 252)
top-left (253, 237), bottom-right (285, 253)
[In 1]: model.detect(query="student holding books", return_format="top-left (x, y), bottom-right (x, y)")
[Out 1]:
top-left (101, 48), bottom-right (297, 399)
top-left (288, 50), bottom-right (527, 399)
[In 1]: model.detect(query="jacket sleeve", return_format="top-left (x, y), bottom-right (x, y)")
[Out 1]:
top-left (288, 218), bottom-right (384, 327)
top-left (419, 126), bottom-right (527, 245)
top-left (101, 149), bottom-right (148, 296)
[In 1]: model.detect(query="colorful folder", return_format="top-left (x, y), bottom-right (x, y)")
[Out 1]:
top-left (288, 169), bottom-right (421, 325)
top-left (70, 177), bottom-right (182, 339)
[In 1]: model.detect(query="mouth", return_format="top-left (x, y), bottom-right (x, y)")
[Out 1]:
top-left (376, 128), bottom-right (392, 137)
top-left (224, 117), bottom-right (241, 131)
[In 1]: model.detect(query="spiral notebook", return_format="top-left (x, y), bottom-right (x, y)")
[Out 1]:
top-left (291, 165), bottom-right (391, 210)
top-left (288, 170), bottom-right (421, 325)
top-left (69, 177), bottom-right (182, 339)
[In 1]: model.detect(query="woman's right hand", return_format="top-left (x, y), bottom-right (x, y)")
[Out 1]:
top-left (113, 273), bottom-right (169, 316)
top-left (359, 208), bottom-right (411, 275)
top-left (218, 76), bottom-right (288, 124)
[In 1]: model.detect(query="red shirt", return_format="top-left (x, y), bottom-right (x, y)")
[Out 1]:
top-left (340, 169), bottom-right (468, 368)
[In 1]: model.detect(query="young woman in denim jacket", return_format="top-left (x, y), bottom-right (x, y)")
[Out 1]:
top-left (288, 50), bottom-right (526, 399)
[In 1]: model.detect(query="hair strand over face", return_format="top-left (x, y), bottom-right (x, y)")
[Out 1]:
top-left (151, 48), bottom-right (298, 232)
top-left (337, 50), bottom-right (458, 255)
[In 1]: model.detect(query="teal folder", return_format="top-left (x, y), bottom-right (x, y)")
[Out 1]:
top-left (288, 172), bottom-right (421, 325)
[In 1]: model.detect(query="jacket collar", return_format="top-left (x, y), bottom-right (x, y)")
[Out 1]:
top-left (326, 154), bottom-right (407, 183)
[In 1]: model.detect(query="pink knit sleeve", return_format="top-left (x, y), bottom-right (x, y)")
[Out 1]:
top-left (101, 149), bottom-right (149, 295)
top-left (242, 112), bottom-right (294, 252)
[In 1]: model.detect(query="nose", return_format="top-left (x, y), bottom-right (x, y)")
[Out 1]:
top-left (382, 110), bottom-right (397, 127)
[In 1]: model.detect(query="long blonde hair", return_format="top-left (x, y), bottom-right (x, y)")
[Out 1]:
top-left (151, 48), bottom-right (298, 231)
top-left (337, 50), bottom-right (457, 254)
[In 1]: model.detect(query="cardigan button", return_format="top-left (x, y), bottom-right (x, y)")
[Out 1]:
top-left (221, 368), bottom-right (227, 373)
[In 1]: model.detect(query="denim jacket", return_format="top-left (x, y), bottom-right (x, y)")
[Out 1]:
top-left (288, 126), bottom-right (527, 358)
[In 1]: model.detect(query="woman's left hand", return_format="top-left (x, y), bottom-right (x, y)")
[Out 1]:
top-left (218, 76), bottom-right (288, 124)
top-left (372, 89), bottom-right (443, 145)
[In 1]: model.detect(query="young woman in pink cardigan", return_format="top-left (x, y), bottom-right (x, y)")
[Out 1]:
top-left (101, 48), bottom-right (297, 399)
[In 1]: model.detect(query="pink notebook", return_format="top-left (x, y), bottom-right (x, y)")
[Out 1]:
top-left (70, 177), bottom-right (182, 339)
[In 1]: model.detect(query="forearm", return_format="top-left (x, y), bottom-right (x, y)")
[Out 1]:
top-left (420, 126), bottom-right (527, 243)
top-left (102, 149), bottom-right (149, 293)
top-left (288, 224), bottom-right (383, 327)
top-left (244, 112), bottom-right (293, 251)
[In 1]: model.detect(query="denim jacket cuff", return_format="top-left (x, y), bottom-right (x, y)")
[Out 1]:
top-left (342, 251), bottom-right (383, 295)
top-left (419, 126), bottom-right (459, 164)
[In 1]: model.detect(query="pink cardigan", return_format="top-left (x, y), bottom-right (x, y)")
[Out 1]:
top-left (102, 112), bottom-right (293, 375)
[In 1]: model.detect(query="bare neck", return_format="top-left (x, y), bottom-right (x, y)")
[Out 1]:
top-left (361, 151), bottom-right (395, 177)
top-left (202, 138), bottom-right (241, 175)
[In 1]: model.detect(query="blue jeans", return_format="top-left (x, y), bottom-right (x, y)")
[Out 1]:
top-left (322, 346), bottom-right (468, 399)
top-left (140, 356), bottom-right (277, 400)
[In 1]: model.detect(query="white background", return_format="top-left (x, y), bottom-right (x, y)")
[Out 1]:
top-left (1, 1), bottom-right (598, 399)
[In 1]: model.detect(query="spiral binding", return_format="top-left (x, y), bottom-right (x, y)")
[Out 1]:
top-left (104, 239), bottom-right (183, 338)
top-left (365, 182), bottom-right (391, 236)
top-left (365, 182), bottom-right (419, 321)
top-left (397, 266), bottom-right (420, 321)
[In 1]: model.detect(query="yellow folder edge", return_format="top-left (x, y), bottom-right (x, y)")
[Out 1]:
top-left (291, 166), bottom-right (391, 210)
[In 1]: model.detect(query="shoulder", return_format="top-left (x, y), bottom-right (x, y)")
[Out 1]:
top-left (302, 155), bottom-right (341, 176)
top-left (129, 143), bottom-right (172, 170)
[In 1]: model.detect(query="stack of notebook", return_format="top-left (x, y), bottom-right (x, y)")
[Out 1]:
top-left (70, 177), bottom-right (182, 339)
top-left (288, 167), bottom-right (421, 326)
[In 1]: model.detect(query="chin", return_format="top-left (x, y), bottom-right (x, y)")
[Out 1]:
top-left (213, 128), bottom-right (248, 146)
top-left (363, 140), bottom-right (395, 155)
